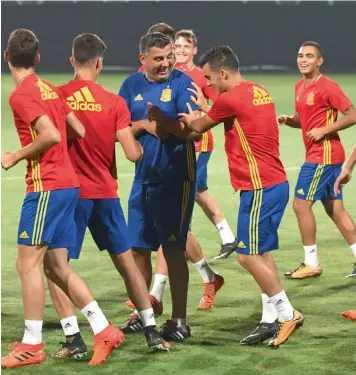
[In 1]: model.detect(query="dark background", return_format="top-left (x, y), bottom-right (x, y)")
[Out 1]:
top-left (1, 1), bottom-right (355, 73)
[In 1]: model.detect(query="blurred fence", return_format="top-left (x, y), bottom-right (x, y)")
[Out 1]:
top-left (1, 1), bottom-right (355, 73)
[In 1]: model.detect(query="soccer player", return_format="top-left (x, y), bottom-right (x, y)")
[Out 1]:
top-left (1, 29), bottom-right (123, 368)
top-left (334, 146), bottom-right (356, 321)
top-left (119, 32), bottom-right (201, 341)
top-left (127, 25), bottom-right (224, 313)
top-left (175, 29), bottom-right (237, 259)
top-left (177, 45), bottom-right (304, 348)
top-left (46, 33), bottom-right (169, 359)
top-left (279, 41), bottom-right (356, 279)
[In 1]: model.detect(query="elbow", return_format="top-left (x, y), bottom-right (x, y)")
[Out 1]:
top-left (126, 145), bottom-right (143, 162)
top-left (50, 130), bottom-right (61, 146)
top-left (77, 127), bottom-right (86, 139)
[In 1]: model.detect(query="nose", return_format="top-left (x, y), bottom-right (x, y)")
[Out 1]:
top-left (161, 58), bottom-right (170, 68)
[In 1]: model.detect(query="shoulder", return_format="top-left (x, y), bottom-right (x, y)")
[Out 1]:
top-left (319, 75), bottom-right (339, 89)
top-left (295, 79), bottom-right (303, 89)
top-left (172, 68), bottom-right (193, 84)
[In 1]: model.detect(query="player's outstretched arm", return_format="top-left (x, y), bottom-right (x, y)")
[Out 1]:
top-left (307, 106), bottom-right (356, 142)
top-left (179, 103), bottom-right (218, 134)
top-left (116, 127), bottom-right (143, 162)
top-left (66, 112), bottom-right (85, 139)
top-left (147, 103), bottom-right (201, 141)
top-left (2, 115), bottom-right (61, 170)
top-left (334, 145), bottom-right (356, 195)
top-left (278, 113), bottom-right (301, 128)
top-left (187, 82), bottom-right (212, 113)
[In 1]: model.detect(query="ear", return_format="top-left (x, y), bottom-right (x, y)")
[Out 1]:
top-left (69, 56), bottom-right (75, 68)
top-left (4, 50), bottom-right (8, 62)
top-left (139, 53), bottom-right (145, 65)
top-left (192, 47), bottom-right (198, 56)
top-left (220, 68), bottom-right (228, 80)
top-left (35, 54), bottom-right (40, 65)
top-left (317, 56), bottom-right (324, 68)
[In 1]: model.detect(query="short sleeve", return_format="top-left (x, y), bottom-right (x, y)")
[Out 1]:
top-left (118, 79), bottom-right (131, 110)
top-left (202, 84), bottom-right (219, 102)
top-left (323, 82), bottom-right (353, 113)
top-left (9, 92), bottom-right (47, 125)
top-left (207, 93), bottom-right (238, 123)
top-left (116, 96), bottom-right (132, 131)
top-left (176, 76), bottom-right (199, 114)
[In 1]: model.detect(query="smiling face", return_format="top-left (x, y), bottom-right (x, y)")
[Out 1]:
top-left (140, 44), bottom-right (174, 82)
top-left (175, 36), bottom-right (197, 65)
top-left (202, 63), bottom-right (229, 94)
top-left (297, 45), bottom-right (323, 77)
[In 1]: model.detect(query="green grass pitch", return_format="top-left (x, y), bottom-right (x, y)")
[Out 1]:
top-left (1, 73), bottom-right (356, 374)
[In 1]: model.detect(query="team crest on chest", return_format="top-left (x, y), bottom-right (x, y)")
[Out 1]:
top-left (160, 88), bottom-right (172, 102)
top-left (306, 91), bottom-right (314, 106)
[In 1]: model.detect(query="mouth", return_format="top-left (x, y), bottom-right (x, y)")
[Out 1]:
top-left (299, 64), bottom-right (310, 70)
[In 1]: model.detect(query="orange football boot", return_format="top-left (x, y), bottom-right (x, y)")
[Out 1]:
top-left (1, 342), bottom-right (46, 368)
top-left (199, 274), bottom-right (225, 309)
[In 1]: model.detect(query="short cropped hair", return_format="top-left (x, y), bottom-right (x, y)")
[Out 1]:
top-left (199, 45), bottom-right (239, 72)
top-left (175, 29), bottom-right (197, 47)
top-left (147, 23), bottom-right (175, 42)
top-left (301, 41), bottom-right (323, 57)
top-left (72, 33), bottom-right (106, 64)
top-left (6, 29), bottom-right (39, 68)
top-left (139, 32), bottom-right (171, 55)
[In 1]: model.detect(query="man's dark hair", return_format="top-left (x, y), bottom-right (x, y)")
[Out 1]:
top-left (147, 23), bottom-right (175, 41)
top-left (199, 45), bottom-right (239, 72)
top-left (301, 41), bottom-right (323, 57)
top-left (175, 29), bottom-right (197, 47)
top-left (6, 29), bottom-right (39, 69)
top-left (72, 33), bottom-right (106, 65)
top-left (140, 32), bottom-right (171, 54)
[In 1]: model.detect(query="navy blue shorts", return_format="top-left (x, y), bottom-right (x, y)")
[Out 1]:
top-left (196, 152), bottom-right (211, 192)
top-left (236, 181), bottom-right (289, 255)
top-left (128, 182), bottom-right (195, 250)
top-left (18, 188), bottom-right (78, 250)
top-left (295, 162), bottom-right (343, 201)
top-left (68, 198), bottom-right (131, 259)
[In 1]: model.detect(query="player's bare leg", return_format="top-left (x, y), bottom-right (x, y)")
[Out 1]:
top-left (111, 251), bottom-right (170, 351)
top-left (132, 248), bottom-right (153, 289)
top-left (186, 233), bottom-right (225, 309)
top-left (323, 199), bottom-right (356, 277)
top-left (47, 279), bottom-right (87, 359)
top-left (285, 197), bottom-right (322, 279)
top-left (196, 190), bottom-right (237, 259)
top-left (1, 244), bottom-right (48, 368)
top-left (43, 248), bottom-right (125, 365)
top-left (237, 253), bottom-right (303, 348)
top-left (159, 244), bottom-right (191, 342)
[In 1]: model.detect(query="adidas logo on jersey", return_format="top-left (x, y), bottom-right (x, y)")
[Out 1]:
top-left (66, 87), bottom-right (102, 112)
top-left (252, 86), bottom-right (273, 106)
top-left (19, 231), bottom-right (29, 239)
top-left (168, 234), bottom-right (177, 242)
top-left (38, 79), bottom-right (59, 101)
top-left (134, 94), bottom-right (143, 101)
top-left (297, 188), bottom-right (305, 195)
top-left (237, 241), bottom-right (247, 249)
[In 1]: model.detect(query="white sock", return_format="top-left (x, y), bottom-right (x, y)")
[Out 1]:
top-left (22, 320), bottom-right (43, 345)
top-left (261, 293), bottom-right (278, 323)
top-left (216, 219), bottom-right (235, 245)
top-left (150, 274), bottom-right (168, 302)
top-left (172, 317), bottom-right (187, 328)
top-left (81, 300), bottom-right (109, 335)
top-left (270, 290), bottom-right (294, 321)
top-left (193, 258), bottom-right (216, 283)
top-left (304, 244), bottom-right (319, 267)
top-left (350, 243), bottom-right (356, 257)
top-left (138, 308), bottom-right (156, 328)
top-left (60, 316), bottom-right (80, 336)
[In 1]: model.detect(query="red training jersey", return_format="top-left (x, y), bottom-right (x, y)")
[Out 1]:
top-left (175, 63), bottom-right (218, 152)
top-left (58, 80), bottom-right (131, 199)
top-left (208, 81), bottom-right (287, 191)
top-left (295, 75), bottom-right (351, 165)
top-left (9, 74), bottom-right (79, 193)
